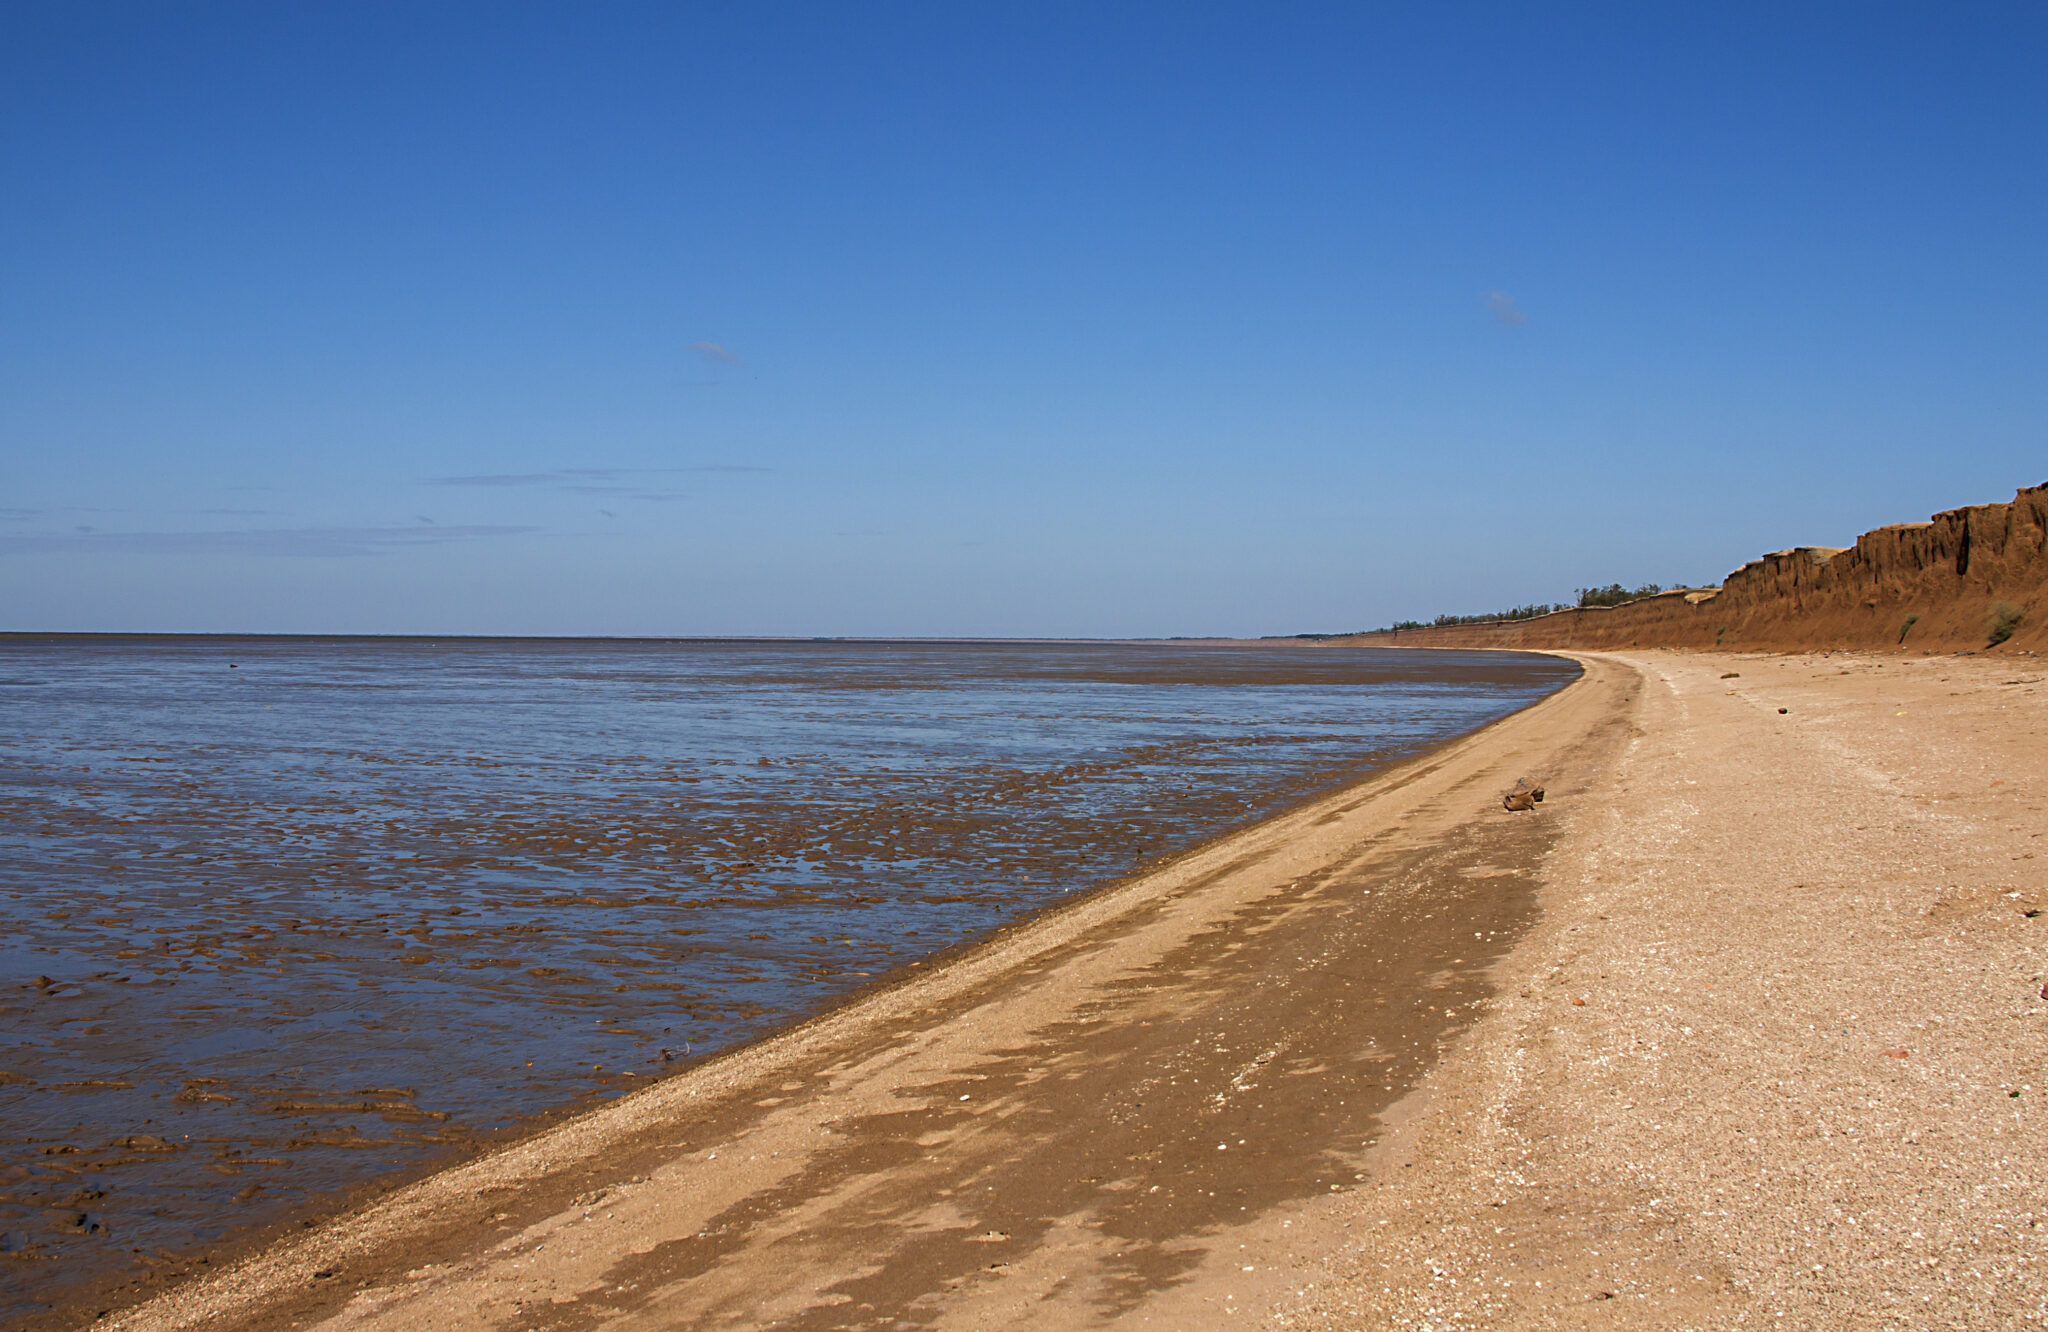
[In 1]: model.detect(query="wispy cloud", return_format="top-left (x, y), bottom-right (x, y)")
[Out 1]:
top-left (1484, 289), bottom-right (1527, 326)
top-left (2, 505), bottom-right (124, 521)
top-left (425, 466), bottom-right (769, 491)
top-left (428, 473), bottom-right (556, 488)
top-left (0, 524), bottom-right (536, 558)
top-left (688, 341), bottom-right (741, 366)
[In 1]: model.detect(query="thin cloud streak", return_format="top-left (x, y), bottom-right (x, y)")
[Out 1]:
top-left (425, 466), bottom-right (770, 489)
top-left (688, 341), bottom-right (741, 365)
top-left (2, 506), bottom-right (125, 520)
top-left (0, 525), bottom-right (537, 558)
top-left (1484, 289), bottom-right (1527, 326)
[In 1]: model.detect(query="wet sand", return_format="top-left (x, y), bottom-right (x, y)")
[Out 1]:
top-left (89, 650), bottom-right (2048, 1328)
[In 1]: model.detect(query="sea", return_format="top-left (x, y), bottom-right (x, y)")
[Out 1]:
top-left (0, 636), bottom-right (1576, 1317)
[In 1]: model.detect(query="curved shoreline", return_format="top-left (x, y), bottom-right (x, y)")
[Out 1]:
top-left (0, 639), bottom-right (1573, 1324)
top-left (80, 656), bottom-right (1623, 1329)
top-left (83, 647), bottom-right (2045, 1329)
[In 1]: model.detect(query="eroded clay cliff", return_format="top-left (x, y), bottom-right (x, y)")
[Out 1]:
top-left (1350, 482), bottom-right (2047, 654)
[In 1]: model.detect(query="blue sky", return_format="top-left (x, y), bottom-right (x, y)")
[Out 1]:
top-left (2, 3), bottom-right (2043, 636)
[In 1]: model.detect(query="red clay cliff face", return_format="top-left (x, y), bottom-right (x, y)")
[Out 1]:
top-left (1352, 482), bottom-right (2048, 654)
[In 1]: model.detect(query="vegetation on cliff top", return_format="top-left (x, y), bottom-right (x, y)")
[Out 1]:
top-left (1274, 582), bottom-right (1696, 640)
top-left (1387, 602), bottom-right (1566, 632)
top-left (1574, 582), bottom-right (1669, 608)
top-left (1369, 583), bottom-right (1681, 634)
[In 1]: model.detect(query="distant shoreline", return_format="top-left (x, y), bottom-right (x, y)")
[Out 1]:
top-left (15, 483), bottom-right (2041, 657)
top-left (0, 632), bottom-right (1288, 645)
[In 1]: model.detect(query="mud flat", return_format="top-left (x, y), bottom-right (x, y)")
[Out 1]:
top-left (0, 636), bottom-right (1573, 1320)
top-left (92, 651), bottom-right (2048, 1328)
top-left (74, 655), bottom-right (1613, 1329)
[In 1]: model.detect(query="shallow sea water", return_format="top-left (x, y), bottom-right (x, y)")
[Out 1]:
top-left (0, 637), bottom-right (1576, 1315)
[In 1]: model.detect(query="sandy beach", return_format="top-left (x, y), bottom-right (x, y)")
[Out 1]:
top-left (16, 12), bottom-right (2041, 1329)
top-left (89, 649), bottom-right (2045, 1330)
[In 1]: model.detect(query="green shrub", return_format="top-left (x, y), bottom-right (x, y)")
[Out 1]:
top-left (1576, 582), bottom-right (1666, 608)
top-left (1380, 583), bottom-right (1692, 633)
top-left (1987, 602), bottom-right (2023, 646)
top-left (1431, 603), bottom-right (1562, 627)
top-left (1898, 614), bottom-right (1919, 644)
top-left (1380, 605), bottom-right (1559, 632)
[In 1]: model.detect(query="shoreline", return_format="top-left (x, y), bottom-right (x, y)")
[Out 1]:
top-left (3, 637), bottom-right (1570, 1326)
top-left (83, 655), bottom-right (1621, 1330)
top-left (83, 648), bottom-right (2047, 1328)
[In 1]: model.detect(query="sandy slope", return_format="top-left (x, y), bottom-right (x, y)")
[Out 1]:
top-left (93, 650), bottom-right (2046, 1329)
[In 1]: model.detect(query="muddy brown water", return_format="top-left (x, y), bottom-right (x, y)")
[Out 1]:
top-left (0, 637), bottom-right (1575, 1320)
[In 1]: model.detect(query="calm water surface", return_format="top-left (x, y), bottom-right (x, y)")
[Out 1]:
top-left (0, 637), bottom-right (1576, 1316)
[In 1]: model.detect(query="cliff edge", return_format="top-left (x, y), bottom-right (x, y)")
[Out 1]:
top-left (1350, 481), bottom-right (2047, 653)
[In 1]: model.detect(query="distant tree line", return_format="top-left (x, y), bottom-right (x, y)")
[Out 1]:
top-left (1270, 582), bottom-right (1691, 639)
top-left (1387, 602), bottom-right (1567, 631)
top-left (1375, 583), bottom-right (1677, 633)
top-left (1573, 581), bottom-right (1666, 608)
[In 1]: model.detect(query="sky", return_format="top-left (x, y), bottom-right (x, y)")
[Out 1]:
top-left (2, 3), bottom-right (2043, 637)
